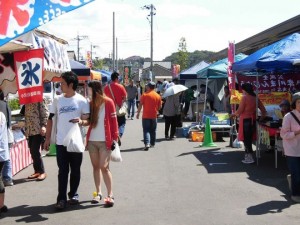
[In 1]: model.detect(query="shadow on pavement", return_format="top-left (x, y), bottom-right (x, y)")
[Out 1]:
top-left (177, 148), bottom-right (293, 215)
top-left (246, 197), bottom-right (295, 215)
top-left (1, 201), bottom-right (102, 223)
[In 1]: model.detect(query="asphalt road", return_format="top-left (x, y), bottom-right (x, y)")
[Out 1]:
top-left (1, 116), bottom-right (300, 225)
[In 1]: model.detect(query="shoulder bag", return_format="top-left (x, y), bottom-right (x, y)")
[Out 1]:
top-left (290, 112), bottom-right (300, 126)
top-left (108, 84), bottom-right (127, 116)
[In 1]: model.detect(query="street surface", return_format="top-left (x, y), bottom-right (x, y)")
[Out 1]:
top-left (1, 116), bottom-right (300, 225)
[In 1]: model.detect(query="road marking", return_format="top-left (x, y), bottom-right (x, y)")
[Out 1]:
top-left (209, 163), bottom-right (228, 166)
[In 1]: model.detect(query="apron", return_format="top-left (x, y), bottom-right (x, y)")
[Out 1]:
top-left (238, 113), bottom-right (257, 141)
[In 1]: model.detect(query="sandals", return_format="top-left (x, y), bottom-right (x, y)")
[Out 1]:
top-left (91, 193), bottom-right (102, 204)
top-left (104, 195), bottom-right (114, 207)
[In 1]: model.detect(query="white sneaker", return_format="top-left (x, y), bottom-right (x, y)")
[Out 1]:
top-left (242, 154), bottom-right (255, 164)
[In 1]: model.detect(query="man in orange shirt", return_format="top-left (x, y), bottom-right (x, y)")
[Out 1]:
top-left (136, 82), bottom-right (162, 151)
top-left (104, 72), bottom-right (127, 137)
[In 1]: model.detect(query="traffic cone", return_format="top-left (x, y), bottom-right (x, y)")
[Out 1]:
top-left (201, 117), bottom-right (217, 147)
top-left (46, 144), bottom-right (56, 156)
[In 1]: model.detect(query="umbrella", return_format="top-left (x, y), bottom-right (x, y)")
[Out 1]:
top-left (162, 84), bottom-right (188, 98)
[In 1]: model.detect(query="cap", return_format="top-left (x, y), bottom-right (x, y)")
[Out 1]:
top-left (292, 92), bottom-right (300, 105)
top-left (279, 99), bottom-right (290, 108)
top-left (146, 81), bottom-right (156, 89)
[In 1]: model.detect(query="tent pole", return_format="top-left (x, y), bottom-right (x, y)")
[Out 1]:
top-left (196, 79), bottom-right (199, 123)
top-left (203, 77), bottom-right (208, 114)
top-left (255, 74), bottom-right (260, 165)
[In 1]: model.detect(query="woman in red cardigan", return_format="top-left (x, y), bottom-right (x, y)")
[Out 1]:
top-left (82, 80), bottom-right (119, 207)
top-left (231, 83), bottom-right (266, 164)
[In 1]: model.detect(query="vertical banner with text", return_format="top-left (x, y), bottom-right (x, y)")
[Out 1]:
top-left (227, 41), bottom-right (235, 91)
top-left (14, 49), bottom-right (44, 104)
top-left (227, 41), bottom-right (235, 113)
top-left (123, 66), bottom-right (131, 85)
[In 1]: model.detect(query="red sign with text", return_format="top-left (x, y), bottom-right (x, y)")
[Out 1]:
top-left (14, 49), bottom-right (44, 104)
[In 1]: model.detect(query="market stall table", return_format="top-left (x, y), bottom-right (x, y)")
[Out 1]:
top-left (10, 130), bottom-right (32, 176)
top-left (258, 123), bottom-right (283, 168)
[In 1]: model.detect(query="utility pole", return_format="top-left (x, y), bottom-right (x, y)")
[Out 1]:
top-left (142, 4), bottom-right (156, 80)
top-left (90, 43), bottom-right (99, 61)
top-left (112, 12), bottom-right (116, 71)
top-left (72, 34), bottom-right (88, 61)
top-left (116, 37), bottom-right (118, 72)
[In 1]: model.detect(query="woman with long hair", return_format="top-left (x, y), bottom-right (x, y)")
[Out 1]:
top-left (231, 83), bottom-right (266, 164)
top-left (81, 80), bottom-right (119, 207)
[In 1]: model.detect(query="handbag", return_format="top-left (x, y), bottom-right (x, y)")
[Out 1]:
top-left (110, 140), bottom-right (122, 162)
top-left (63, 123), bottom-right (85, 153)
top-left (108, 84), bottom-right (127, 116)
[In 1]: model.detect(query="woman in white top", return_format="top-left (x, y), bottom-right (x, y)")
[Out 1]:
top-left (0, 112), bottom-right (9, 215)
top-left (83, 81), bottom-right (119, 207)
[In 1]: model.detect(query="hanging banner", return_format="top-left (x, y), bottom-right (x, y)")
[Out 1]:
top-left (123, 65), bottom-right (131, 85)
top-left (227, 42), bottom-right (235, 90)
top-left (0, 0), bottom-right (95, 47)
top-left (237, 73), bottom-right (300, 93)
top-left (14, 49), bottom-right (44, 104)
top-left (86, 51), bottom-right (92, 68)
top-left (172, 64), bottom-right (180, 78)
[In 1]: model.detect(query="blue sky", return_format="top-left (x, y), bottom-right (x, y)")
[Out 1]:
top-left (40, 0), bottom-right (300, 61)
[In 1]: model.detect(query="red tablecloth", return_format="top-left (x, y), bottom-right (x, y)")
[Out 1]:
top-left (10, 139), bottom-right (33, 176)
top-left (259, 124), bottom-right (280, 137)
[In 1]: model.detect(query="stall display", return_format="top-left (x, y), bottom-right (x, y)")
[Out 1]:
top-left (10, 113), bottom-right (32, 175)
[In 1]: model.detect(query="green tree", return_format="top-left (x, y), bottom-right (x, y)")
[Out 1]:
top-left (92, 58), bottom-right (104, 70)
top-left (177, 37), bottom-right (189, 71)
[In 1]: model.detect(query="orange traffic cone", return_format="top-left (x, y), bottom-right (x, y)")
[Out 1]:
top-left (201, 117), bottom-right (217, 147)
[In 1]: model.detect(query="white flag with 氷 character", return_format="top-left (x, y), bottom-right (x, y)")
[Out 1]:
top-left (14, 48), bottom-right (44, 104)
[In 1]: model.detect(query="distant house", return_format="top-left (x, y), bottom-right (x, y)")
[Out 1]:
top-left (143, 61), bottom-right (171, 70)
top-left (132, 61), bottom-right (172, 82)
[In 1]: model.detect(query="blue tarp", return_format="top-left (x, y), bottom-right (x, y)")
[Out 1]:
top-left (97, 70), bottom-right (111, 83)
top-left (232, 33), bottom-right (300, 73)
top-left (197, 53), bottom-right (247, 79)
top-left (179, 61), bottom-right (210, 79)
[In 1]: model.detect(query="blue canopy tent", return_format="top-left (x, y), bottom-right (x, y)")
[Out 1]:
top-left (231, 34), bottom-right (300, 166)
top-left (232, 33), bottom-right (300, 74)
top-left (197, 53), bottom-right (248, 79)
top-left (194, 53), bottom-right (248, 112)
top-left (98, 69), bottom-right (111, 83)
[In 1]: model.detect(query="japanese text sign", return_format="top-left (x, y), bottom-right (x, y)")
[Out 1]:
top-left (14, 49), bottom-right (44, 104)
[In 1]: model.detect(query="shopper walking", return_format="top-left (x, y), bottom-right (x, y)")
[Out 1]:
top-left (280, 92), bottom-right (300, 203)
top-left (83, 80), bottom-right (119, 207)
top-left (163, 93), bottom-right (181, 140)
top-left (104, 72), bottom-right (127, 137)
top-left (136, 82), bottom-right (162, 150)
top-left (44, 71), bottom-right (90, 210)
top-left (125, 80), bottom-right (138, 120)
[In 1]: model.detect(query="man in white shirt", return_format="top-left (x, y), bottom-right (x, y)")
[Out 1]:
top-left (44, 72), bottom-right (90, 210)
